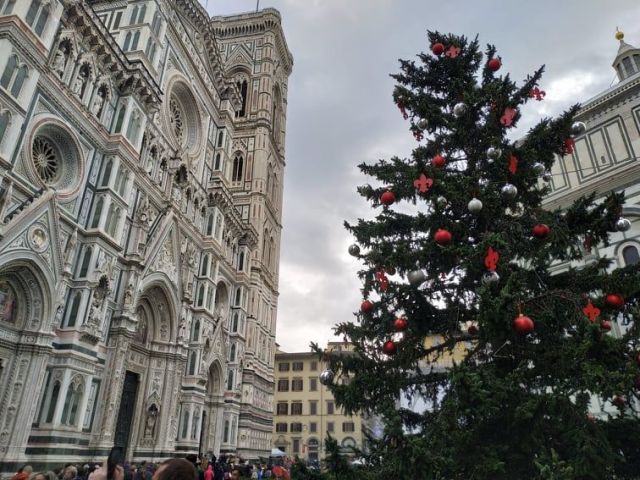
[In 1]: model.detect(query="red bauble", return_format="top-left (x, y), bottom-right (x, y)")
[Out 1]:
top-left (434, 228), bottom-right (452, 246)
top-left (431, 43), bottom-right (445, 56)
top-left (380, 191), bottom-right (396, 206)
top-left (382, 340), bottom-right (397, 355)
top-left (467, 324), bottom-right (479, 335)
top-left (393, 317), bottom-right (408, 332)
top-left (487, 58), bottom-right (502, 72)
top-left (586, 414), bottom-right (596, 423)
top-left (361, 300), bottom-right (373, 313)
top-left (532, 224), bottom-right (550, 240)
top-left (431, 155), bottom-right (447, 168)
top-left (613, 396), bottom-right (626, 408)
top-left (385, 266), bottom-right (397, 276)
top-left (513, 314), bottom-right (535, 334)
top-left (600, 320), bottom-right (612, 332)
top-left (605, 294), bottom-right (624, 310)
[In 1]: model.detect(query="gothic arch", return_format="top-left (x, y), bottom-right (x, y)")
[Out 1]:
top-left (0, 251), bottom-right (55, 332)
top-left (136, 273), bottom-right (180, 343)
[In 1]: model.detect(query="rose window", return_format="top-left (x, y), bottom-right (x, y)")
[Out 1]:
top-left (32, 136), bottom-right (59, 184)
top-left (169, 97), bottom-right (184, 143)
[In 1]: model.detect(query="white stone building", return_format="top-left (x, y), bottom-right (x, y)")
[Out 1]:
top-left (0, 0), bottom-right (292, 471)
top-left (542, 31), bottom-right (640, 414)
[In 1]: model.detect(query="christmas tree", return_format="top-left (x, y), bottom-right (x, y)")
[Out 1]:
top-left (313, 32), bottom-right (640, 479)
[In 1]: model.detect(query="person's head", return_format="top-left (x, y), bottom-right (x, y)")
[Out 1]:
top-left (63, 467), bottom-right (77, 480)
top-left (30, 472), bottom-right (47, 480)
top-left (152, 459), bottom-right (196, 480)
top-left (230, 469), bottom-right (241, 480)
top-left (23, 467), bottom-right (34, 475)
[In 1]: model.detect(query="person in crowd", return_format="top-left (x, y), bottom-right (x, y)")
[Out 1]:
top-left (229, 469), bottom-right (241, 480)
top-left (13, 466), bottom-right (33, 480)
top-left (212, 463), bottom-right (223, 480)
top-left (152, 458), bottom-right (196, 480)
top-left (203, 464), bottom-right (213, 480)
top-left (62, 466), bottom-right (77, 480)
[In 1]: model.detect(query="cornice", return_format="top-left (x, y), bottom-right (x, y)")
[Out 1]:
top-left (577, 74), bottom-right (640, 121)
top-left (62, 0), bottom-right (163, 110)
top-left (211, 9), bottom-right (293, 76)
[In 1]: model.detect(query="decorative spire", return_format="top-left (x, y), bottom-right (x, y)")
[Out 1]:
top-left (615, 27), bottom-right (624, 42)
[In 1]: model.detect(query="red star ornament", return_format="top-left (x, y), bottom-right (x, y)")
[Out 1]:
top-left (445, 46), bottom-right (461, 58)
top-left (529, 87), bottom-right (546, 101)
top-left (375, 270), bottom-right (389, 292)
top-left (583, 301), bottom-right (601, 323)
top-left (413, 174), bottom-right (434, 193)
top-left (484, 247), bottom-right (499, 272)
top-left (563, 138), bottom-right (576, 155)
top-left (509, 154), bottom-right (518, 175)
top-left (500, 107), bottom-right (517, 127)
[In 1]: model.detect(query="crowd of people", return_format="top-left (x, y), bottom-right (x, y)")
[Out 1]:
top-left (7, 456), bottom-right (290, 480)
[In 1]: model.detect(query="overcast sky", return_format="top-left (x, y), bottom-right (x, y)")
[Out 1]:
top-left (198, 0), bottom-right (640, 353)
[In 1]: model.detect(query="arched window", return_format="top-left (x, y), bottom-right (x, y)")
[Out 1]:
top-left (129, 6), bottom-right (138, 25)
top-left (126, 110), bottom-right (141, 142)
top-left (223, 419), bottom-right (230, 443)
top-left (101, 158), bottom-right (113, 187)
top-left (188, 351), bottom-right (197, 375)
top-left (90, 197), bottom-right (104, 229)
top-left (65, 291), bottom-right (82, 327)
top-left (191, 319), bottom-right (200, 342)
top-left (238, 251), bottom-right (244, 272)
top-left (137, 5), bottom-right (146, 23)
top-left (0, 110), bottom-right (10, 144)
top-left (61, 380), bottom-right (83, 426)
top-left (78, 246), bottom-right (92, 277)
top-left (131, 31), bottom-right (141, 51)
top-left (269, 238), bottom-right (275, 269)
top-left (10, 65), bottom-right (27, 98)
top-left (181, 409), bottom-right (189, 439)
top-left (197, 284), bottom-right (205, 307)
top-left (61, 383), bottom-right (75, 425)
top-left (200, 254), bottom-right (209, 276)
top-left (34, 4), bottom-right (49, 36)
top-left (25, 0), bottom-right (40, 26)
top-left (232, 155), bottom-right (243, 182)
top-left (151, 12), bottom-right (162, 36)
top-left (235, 80), bottom-right (248, 118)
top-left (217, 131), bottom-right (224, 148)
top-left (235, 288), bottom-right (241, 306)
top-left (123, 32), bottom-right (132, 52)
top-left (45, 381), bottom-right (61, 423)
top-left (226, 370), bottom-right (234, 391)
top-left (113, 105), bottom-right (126, 133)
top-left (214, 153), bottom-right (221, 170)
top-left (230, 343), bottom-right (236, 362)
top-left (231, 312), bottom-right (238, 333)
top-left (206, 215), bottom-right (214, 236)
top-left (623, 245), bottom-right (640, 266)
top-left (106, 204), bottom-right (116, 235)
top-left (108, 207), bottom-right (120, 237)
top-left (117, 169), bottom-right (128, 197)
top-left (0, 55), bottom-right (17, 90)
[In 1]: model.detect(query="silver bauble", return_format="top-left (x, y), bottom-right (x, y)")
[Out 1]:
top-left (542, 171), bottom-right (552, 182)
top-left (348, 244), bottom-right (361, 256)
top-left (532, 162), bottom-right (546, 175)
top-left (467, 197), bottom-right (483, 214)
top-left (487, 147), bottom-right (502, 159)
top-left (478, 177), bottom-right (490, 188)
top-left (435, 196), bottom-right (448, 208)
top-left (571, 121), bottom-right (586, 136)
top-left (616, 217), bottom-right (631, 232)
top-left (319, 369), bottom-right (335, 386)
top-left (501, 183), bottom-right (518, 200)
top-left (407, 269), bottom-right (427, 286)
top-left (453, 102), bottom-right (468, 118)
top-left (417, 118), bottom-right (429, 130)
top-left (481, 271), bottom-right (500, 286)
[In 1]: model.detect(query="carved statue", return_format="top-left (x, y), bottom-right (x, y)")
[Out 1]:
top-left (72, 73), bottom-right (84, 96)
top-left (90, 91), bottom-right (105, 117)
top-left (54, 304), bottom-right (64, 326)
top-left (178, 316), bottom-right (187, 342)
top-left (0, 178), bottom-right (13, 225)
top-left (52, 48), bottom-right (67, 78)
top-left (144, 405), bottom-right (159, 438)
top-left (63, 227), bottom-right (78, 272)
top-left (124, 282), bottom-right (134, 306)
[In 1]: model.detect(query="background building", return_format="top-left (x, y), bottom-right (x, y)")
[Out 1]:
top-left (272, 342), bottom-right (374, 462)
top-left (0, 0), bottom-right (292, 471)
top-left (542, 30), bottom-right (639, 414)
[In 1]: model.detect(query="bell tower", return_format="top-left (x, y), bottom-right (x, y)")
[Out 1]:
top-left (612, 29), bottom-right (640, 82)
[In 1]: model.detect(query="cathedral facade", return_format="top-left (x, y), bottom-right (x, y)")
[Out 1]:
top-left (0, 0), bottom-right (292, 471)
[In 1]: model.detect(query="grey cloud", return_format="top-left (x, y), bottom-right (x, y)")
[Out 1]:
top-left (203, 0), bottom-right (640, 352)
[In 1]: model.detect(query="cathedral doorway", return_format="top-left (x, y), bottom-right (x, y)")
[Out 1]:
top-left (114, 371), bottom-right (139, 457)
top-left (201, 361), bottom-right (224, 456)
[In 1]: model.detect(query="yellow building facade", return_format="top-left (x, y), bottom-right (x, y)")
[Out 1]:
top-left (272, 342), bottom-right (370, 461)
